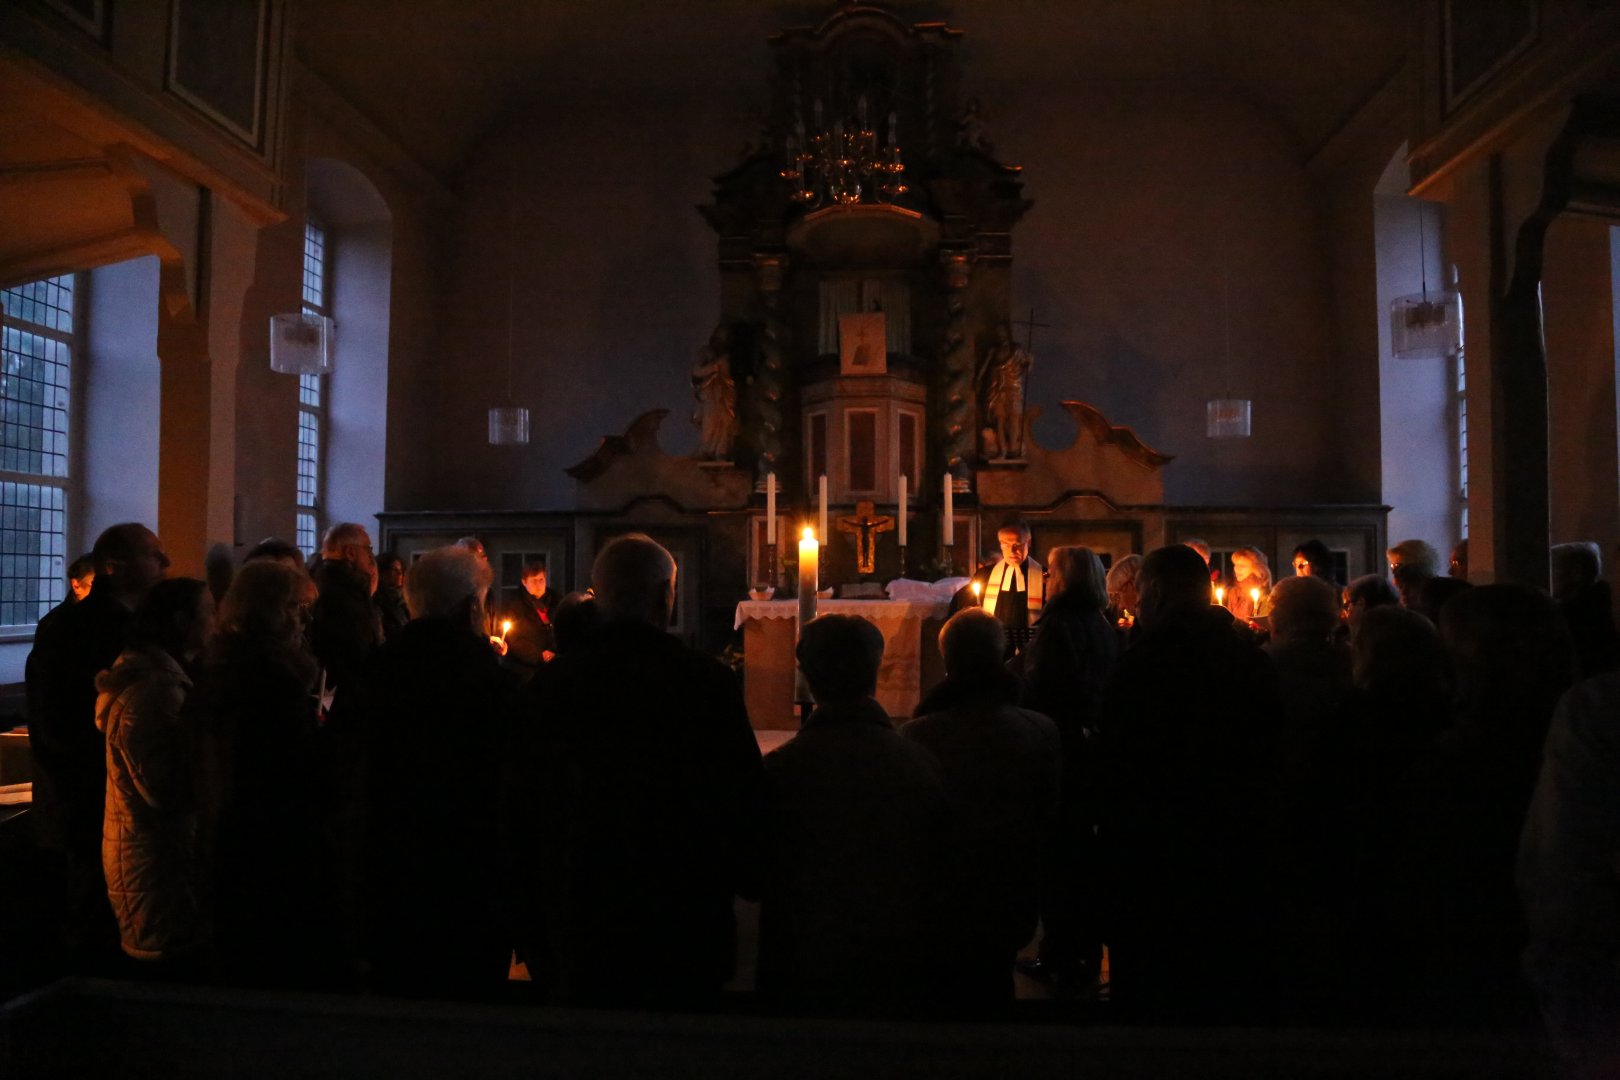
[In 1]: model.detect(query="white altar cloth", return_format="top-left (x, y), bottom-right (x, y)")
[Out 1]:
top-left (733, 599), bottom-right (951, 728)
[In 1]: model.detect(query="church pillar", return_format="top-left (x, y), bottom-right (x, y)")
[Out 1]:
top-left (751, 253), bottom-right (788, 483)
top-left (938, 249), bottom-right (975, 487)
top-left (122, 150), bottom-right (256, 575)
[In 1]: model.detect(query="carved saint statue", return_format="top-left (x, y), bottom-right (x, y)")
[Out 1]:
top-left (691, 323), bottom-right (738, 460)
top-left (837, 499), bottom-right (895, 577)
top-left (979, 321), bottom-right (1032, 460)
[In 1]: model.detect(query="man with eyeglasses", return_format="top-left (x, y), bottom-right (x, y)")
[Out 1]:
top-left (26, 522), bottom-right (169, 972)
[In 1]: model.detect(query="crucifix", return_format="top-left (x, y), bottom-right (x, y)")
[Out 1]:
top-left (1014, 306), bottom-right (1051, 352)
top-left (836, 499), bottom-right (895, 577)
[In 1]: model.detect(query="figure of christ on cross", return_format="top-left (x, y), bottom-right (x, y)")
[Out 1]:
top-left (837, 499), bottom-right (895, 577)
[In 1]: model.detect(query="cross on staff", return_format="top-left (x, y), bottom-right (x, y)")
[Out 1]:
top-left (1015, 306), bottom-right (1051, 352)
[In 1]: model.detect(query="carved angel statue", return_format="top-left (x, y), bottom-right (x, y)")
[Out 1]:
top-left (692, 323), bottom-right (738, 460)
top-left (979, 320), bottom-right (1032, 460)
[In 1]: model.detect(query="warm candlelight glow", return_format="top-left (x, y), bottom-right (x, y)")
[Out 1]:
top-left (1214, 586), bottom-right (1226, 605)
top-left (971, 580), bottom-right (982, 599)
top-left (802, 526), bottom-right (814, 543)
top-left (499, 619), bottom-right (513, 643)
top-left (1249, 587), bottom-right (1261, 610)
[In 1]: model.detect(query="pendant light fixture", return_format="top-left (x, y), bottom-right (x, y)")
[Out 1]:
top-left (1390, 200), bottom-right (1461, 359)
top-left (1206, 259), bottom-right (1251, 438)
top-left (488, 199), bottom-right (530, 446)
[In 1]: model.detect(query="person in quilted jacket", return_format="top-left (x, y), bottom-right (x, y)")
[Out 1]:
top-left (95, 577), bottom-right (214, 972)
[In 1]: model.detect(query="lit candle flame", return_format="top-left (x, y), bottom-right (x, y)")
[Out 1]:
top-left (1214, 586), bottom-right (1225, 605)
top-left (499, 619), bottom-right (513, 645)
top-left (802, 526), bottom-right (815, 543)
top-left (1249, 587), bottom-right (1261, 610)
top-left (971, 580), bottom-right (983, 599)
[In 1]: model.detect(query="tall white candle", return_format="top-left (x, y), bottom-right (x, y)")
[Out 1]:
top-left (766, 472), bottom-right (777, 544)
top-left (943, 474), bottom-right (954, 546)
top-left (818, 474), bottom-right (828, 544)
top-left (897, 474), bottom-right (907, 546)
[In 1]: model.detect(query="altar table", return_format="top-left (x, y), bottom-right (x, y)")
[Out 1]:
top-left (733, 599), bottom-right (950, 730)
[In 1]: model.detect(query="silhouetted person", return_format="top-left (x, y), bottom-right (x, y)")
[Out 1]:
top-left (243, 536), bottom-right (305, 570)
top-left (905, 608), bottom-right (1060, 1003)
top-left (758, 614), bottom-right (956, 1016)
top-left (1263, 575), bottom-right (1355, 1017)
top-left (372, 552), bottom-right (409, 642)
top-left (358, 546), bottom-right (513, 1000)
top-left (516, 534), bottom-right (761, 1009)
top-left (1332, 605), bottom-right (1453, 1022)
top-left (26, 522), bottom-right (169, 972)
top-left (1388, 539), bottom-right (1439, 612)
top-left (194, 561), bottom-right (348, 990)
top-left (500, 556), bottom-right (556, 680)
top-left (1550, 542), bottom-right (1620, 678)
top-left (1423, 585), bottom-right (1576, 1024)
top-left (1519, 670), bottom-right (1620, 1079)
top-left (1289, 538), bottom-right (1336, 582)
top-left (1341, 573), bottom-right (1399, 643)
top-left (308, 522), bottom-right (382, 702)
top-left (1019, 545), bottom-right (1117, 986)
top-left (1097, 544), bottom-right (1281, 1023)
top-left (95, 577), bottom-right (213, 974)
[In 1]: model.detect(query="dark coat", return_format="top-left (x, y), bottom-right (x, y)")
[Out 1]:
top-left (193, 636), bottom-right (347, 989)
top-left (903, 678), bottom-right (1061, 977)
top-left (24, 582), bottom-right (131, 856)
top-left (514, 620), bottom-right (762, 1008)
top-left (1559, 581), bottom-right (1620, 679)
top-left (759, 697), bottom-right (958, 1015)
top-left (500, 588), bottom-right (556, 676)
top-left (1097, 603), bottom-right (1282, 1022)
top-left (358, 617), bottom-right (513, 998)
top-left (373, 585), bottom-right (409, 643)
top-left (310, 559), bottom-right (382, 695)
top-left (1022, 590), bottom-right (1118, 741)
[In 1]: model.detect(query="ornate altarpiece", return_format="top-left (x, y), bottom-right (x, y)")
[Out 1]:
top-left (381, 4), bottom-right (1389, 659)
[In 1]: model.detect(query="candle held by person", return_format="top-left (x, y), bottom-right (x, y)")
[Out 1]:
top-left (1214, 585), bottom-right (1225, 606)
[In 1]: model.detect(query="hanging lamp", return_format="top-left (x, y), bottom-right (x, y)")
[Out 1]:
top-left (1206, 261), bottom-right (1251, 438)
top-left (488, 200), bottom-right (530, 446)
top-left (1390, 201), bottom-right (1461, 359)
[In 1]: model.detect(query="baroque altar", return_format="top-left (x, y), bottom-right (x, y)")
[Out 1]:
top-left (378, 4), bottom-right (1390, 696)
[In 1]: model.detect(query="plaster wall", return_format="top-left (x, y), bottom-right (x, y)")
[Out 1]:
top-left (82, 256), bottom-right (162, 544)
top-left (412, 81), bottom-right (1379, 514)
top-left (1543, 215), bottom-right (1619, 554)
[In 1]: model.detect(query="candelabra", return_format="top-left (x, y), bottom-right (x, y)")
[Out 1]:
top-left (780, 95), bottom-right (906, 209)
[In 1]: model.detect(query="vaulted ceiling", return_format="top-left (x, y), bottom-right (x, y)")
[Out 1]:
top-left (295, 0), bottom-right (1411, 182)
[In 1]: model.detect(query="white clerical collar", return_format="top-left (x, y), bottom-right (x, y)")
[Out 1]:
top-left (998, 560), bottom-right (1026, 592)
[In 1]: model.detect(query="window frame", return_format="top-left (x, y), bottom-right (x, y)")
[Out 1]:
top-left (0, 271), bottom-right (85, 636)
top-left (296, 215), bottom-right (331, 558)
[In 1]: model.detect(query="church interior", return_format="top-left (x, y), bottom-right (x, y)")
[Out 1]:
top-left (4, 0), bottom-right (1620, 1074)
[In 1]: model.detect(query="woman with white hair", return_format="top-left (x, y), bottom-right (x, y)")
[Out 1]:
top-left (356, 545), bottom-right (515, 1000)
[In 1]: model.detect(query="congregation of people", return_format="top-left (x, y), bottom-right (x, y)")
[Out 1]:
top-left (11, 518), bottom-right (1620, 1072)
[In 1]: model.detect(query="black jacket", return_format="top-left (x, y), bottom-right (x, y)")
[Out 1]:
top-left (513, 620), bottom-right (762, 1008)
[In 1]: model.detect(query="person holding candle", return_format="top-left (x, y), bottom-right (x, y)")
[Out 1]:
top-left (1223, 546), bottom-right (1272, 623)
top-left (966, 519), bottom-right (1046, 657)
top-left (500, 556), bottom-right (557, 681)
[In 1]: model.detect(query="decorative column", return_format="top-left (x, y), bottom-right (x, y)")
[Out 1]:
top-left (753, 253), bottom-right (789, 485)
top-left (938, 249), bottom-right (976, 490)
